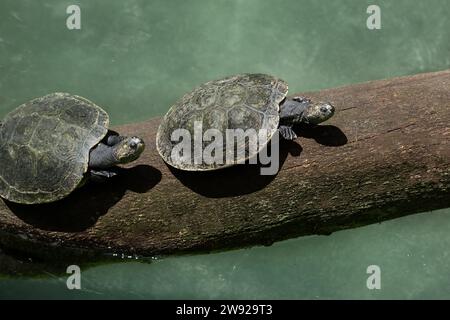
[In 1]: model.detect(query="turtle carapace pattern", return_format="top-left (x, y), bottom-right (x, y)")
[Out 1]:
top-left (0, 93), bottom-right (145, 204)
top-left (157, 74), bottom-right (335, 171)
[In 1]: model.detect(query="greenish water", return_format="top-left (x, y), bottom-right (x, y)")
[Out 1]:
top-left (0, 0), bottom-right (449, 299)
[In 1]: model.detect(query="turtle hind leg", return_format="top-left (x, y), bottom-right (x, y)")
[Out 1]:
top-left (279, 125), bottom-right (297, 140)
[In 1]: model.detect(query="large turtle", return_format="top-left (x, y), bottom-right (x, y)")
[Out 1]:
top-left (157, 73), bottom-right (335, 171)
top-left (0, 93), bottom-right (145, 204)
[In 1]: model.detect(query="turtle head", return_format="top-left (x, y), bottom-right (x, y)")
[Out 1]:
top-left (114, 136), bottom-right (145, 164)
top-left (293, 97), bottom-right (335, 125)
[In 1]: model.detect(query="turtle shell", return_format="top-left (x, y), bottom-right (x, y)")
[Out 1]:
top-left (0, 93), bottom-right (109, 204)
top-left (156, 73), bottom-right (288, 170)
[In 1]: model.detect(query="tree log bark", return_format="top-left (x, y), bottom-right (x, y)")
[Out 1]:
top-left (0, 70), bottom-right (449, 261)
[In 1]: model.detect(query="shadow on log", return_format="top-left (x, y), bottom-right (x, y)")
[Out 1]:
top-left (5, 165), bottom-right (161, 232)
top-left (0, 70), bottom-right (449, 262)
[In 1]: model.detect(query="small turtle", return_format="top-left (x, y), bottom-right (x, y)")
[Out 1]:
top-left (0, 93), bottom-right (145, 204)
top-left (157, 73), bottom-right (334, 171)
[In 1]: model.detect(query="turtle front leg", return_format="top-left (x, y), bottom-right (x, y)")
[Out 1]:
top-left (279, 125), bottom-right (297, 140)
top-left (88, 169), bottom-right (120, 183)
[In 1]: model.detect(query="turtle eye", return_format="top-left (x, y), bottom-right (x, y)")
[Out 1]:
top-left (130, 141), bottom-right (137, 149)
top-left (320, 106), bottom-right (329, 113)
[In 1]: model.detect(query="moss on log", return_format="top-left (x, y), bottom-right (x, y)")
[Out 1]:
top-left (0, 70), bottom-right (449, 261)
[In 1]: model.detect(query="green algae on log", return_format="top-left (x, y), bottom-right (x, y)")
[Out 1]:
top-left (0, 70), bottom-right (449, 261)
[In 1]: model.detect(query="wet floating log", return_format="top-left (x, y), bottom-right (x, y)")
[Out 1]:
top-left (0, 70), bottom-right (449, 261)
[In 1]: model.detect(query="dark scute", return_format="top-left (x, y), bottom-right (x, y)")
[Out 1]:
top-left (0, 115), bottom-right (18, 144)
top-left (5, 145), bottom-right (37, 191)
top-left (180, 109), bottom-right (204, 136)
top-left (60, 103), bottom-right (97, 129)
top-left (0, 145), bottom-right (16, 187)
top-left (31, 99), bottom-right (58, 116)
top-left (245, 86), bottom-right (271, 111)
top-left (247, 73), bottom-right (275, 85)
top-left (53, 125), bottom-right (84, 161)
top-left (217, 84), bottom-right (248, 109)
top-left (11, 113), bottom-right (41, 146)
top-left (202, 108), bottom-right (227, 132)
top-left (35, 154), bottom-right (66, 192)
top-left (29, 117), bottom-right (59, 150)
top-left (192, 87), bottom-right (218, 109)
top-left (227, 105), bottom-right (263, 131)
